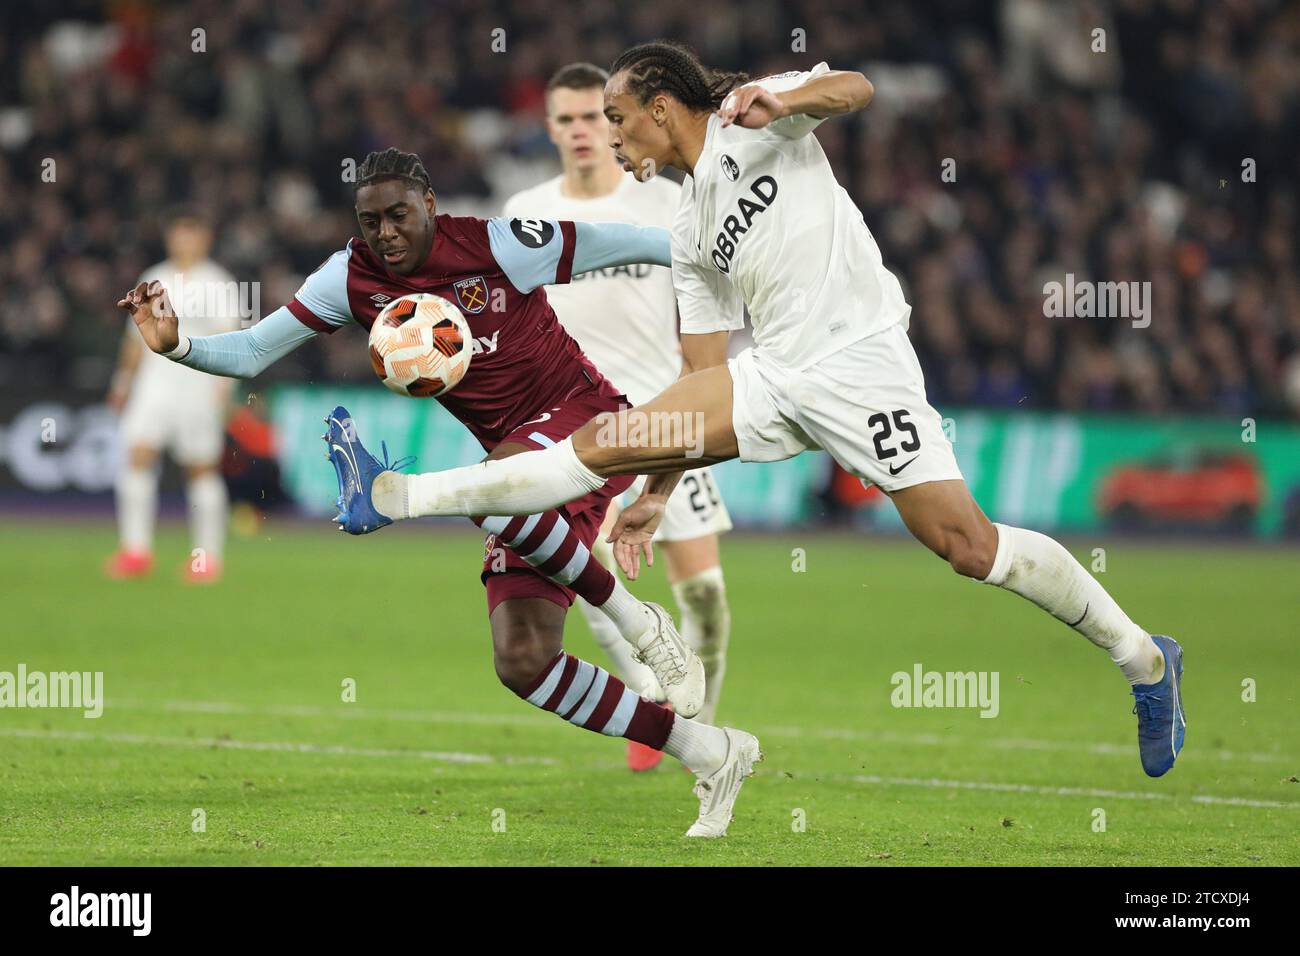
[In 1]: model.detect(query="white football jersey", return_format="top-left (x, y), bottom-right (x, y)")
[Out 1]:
top-left (503, 174), bottom-right (681, 405)
top-left (673, 61), bottom-right (911, 370)
top-left (133, 258), bottom-right (242, 392)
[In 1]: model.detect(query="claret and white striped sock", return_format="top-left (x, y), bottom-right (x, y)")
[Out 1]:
top-left (519, 650), bottom-right (673, 746)
top-left (476, 510), bottom-right (651, 642)
top-left (518, 651), bottom-right (729, 774)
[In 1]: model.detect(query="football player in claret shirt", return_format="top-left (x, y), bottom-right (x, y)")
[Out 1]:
top-left (120, 147), bottom-right (761, 838)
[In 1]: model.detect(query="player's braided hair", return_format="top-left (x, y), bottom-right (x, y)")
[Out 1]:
top-left (356, 147), bottom-right (432, 194)
top-left (610, 40), bottom-right (748, 112)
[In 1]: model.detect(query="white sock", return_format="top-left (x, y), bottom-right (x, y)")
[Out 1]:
top-left (662, 716), bottom-right (729, 774)
top-left (378, 437), bottom-right (605, 520)
top-left (598, 576), bottom-right (654, 643)
top-left (982, 523), bottom-right (1163, 685)
top-left (187, 472), bottom-right (228, 565)
top-left (578, 599), bottom-right (661, 698)
top-left (116, 466), bottom-right (156, 554)
top-left (577, 532), bottom-right (660, 695)
top-left (672, 566), bottom-right (730, 725)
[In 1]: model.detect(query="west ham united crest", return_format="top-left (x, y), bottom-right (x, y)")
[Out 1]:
top-left (453, 275), bottom-right (488, 314)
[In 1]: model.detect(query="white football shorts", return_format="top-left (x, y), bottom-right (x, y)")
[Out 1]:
top-left (727, 321), bottom-right (963, 492)
top-left (119, 380), bottom-right (226, 466)
top-left (621, 466), bottom-right (733, 542)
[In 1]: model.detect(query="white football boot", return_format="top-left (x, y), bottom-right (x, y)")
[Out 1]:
top-left (686, 727), bottom-right (763, 838)
top-left (633, 602), bottom-right (705, 718)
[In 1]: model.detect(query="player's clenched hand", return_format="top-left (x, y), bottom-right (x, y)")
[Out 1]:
top-left (718, 85), bottom-right (787, 129)
top-left (117, 280), bottom-right (180, 354)
top-left (607, 495), bottom-right (666, 581)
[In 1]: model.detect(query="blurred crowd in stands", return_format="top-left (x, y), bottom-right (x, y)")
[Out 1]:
top-left (2, 0), bottom-right (1298, 418)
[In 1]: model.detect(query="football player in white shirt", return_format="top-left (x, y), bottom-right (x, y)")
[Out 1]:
top-left (106, 209), bottom-right (240, 583)
top-left (349, 42), bottom-right (1188, 829)
top-left (503, 63), bottom-right (734, 772)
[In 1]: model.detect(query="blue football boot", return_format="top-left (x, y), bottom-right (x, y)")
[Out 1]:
top-left (1131, 634), bottom-right (1186, 777)
top-left (322, 405), bottom-right (413, 535)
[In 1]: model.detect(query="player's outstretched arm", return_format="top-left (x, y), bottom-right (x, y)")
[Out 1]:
top-left (719, 69), bottom-right (873, 129)
top-left (572, 221), bottom-right (672, 271)
top-left (488, 216), bottom-right (672, 294)
top-left (117, 280), bottom-right (318, 379)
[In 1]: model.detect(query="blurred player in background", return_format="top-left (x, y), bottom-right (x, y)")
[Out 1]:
top-left (505, 63), bottom-right (734, 772)
top-left (106, 208), bottom-right (238, 583)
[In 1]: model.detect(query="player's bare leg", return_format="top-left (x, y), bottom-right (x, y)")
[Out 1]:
top-left (489, 597), bottom-right (571, 694)
top-left (887, 478), bottom-right (1165, 686)
top-left (108, 443), bottom-right (160, 579)
top-left (373, 363), bottom-right (740, 521)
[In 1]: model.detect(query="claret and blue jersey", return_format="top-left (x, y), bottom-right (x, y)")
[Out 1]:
top-left (178, 214), bottom-right (670, 450)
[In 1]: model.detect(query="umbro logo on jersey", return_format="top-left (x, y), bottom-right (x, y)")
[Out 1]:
top-left (720, 154), bottom-right (739, 182)
top-left (711, 175), bottom-right (778, 274)
top-left (370, 293), bottom-right (391, 305)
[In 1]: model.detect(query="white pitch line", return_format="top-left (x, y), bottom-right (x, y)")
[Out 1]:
top-left (6, 728), bottom-right (1292, 811)
top-left (0, 728), bottom-right (557, 767)
top-left (107, 699), bottom-right (1300, 767)
top-left (836, 773), bottom-right (1299, 809)
top-left (113, 698), bottom-right (551, 728)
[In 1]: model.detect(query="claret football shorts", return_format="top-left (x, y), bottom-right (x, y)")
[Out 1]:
top-left (480, 388), bottom-right (635, 613)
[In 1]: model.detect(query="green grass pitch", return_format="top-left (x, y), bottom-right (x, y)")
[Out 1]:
top-left (2, 520), bottom-right (1297, 866)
